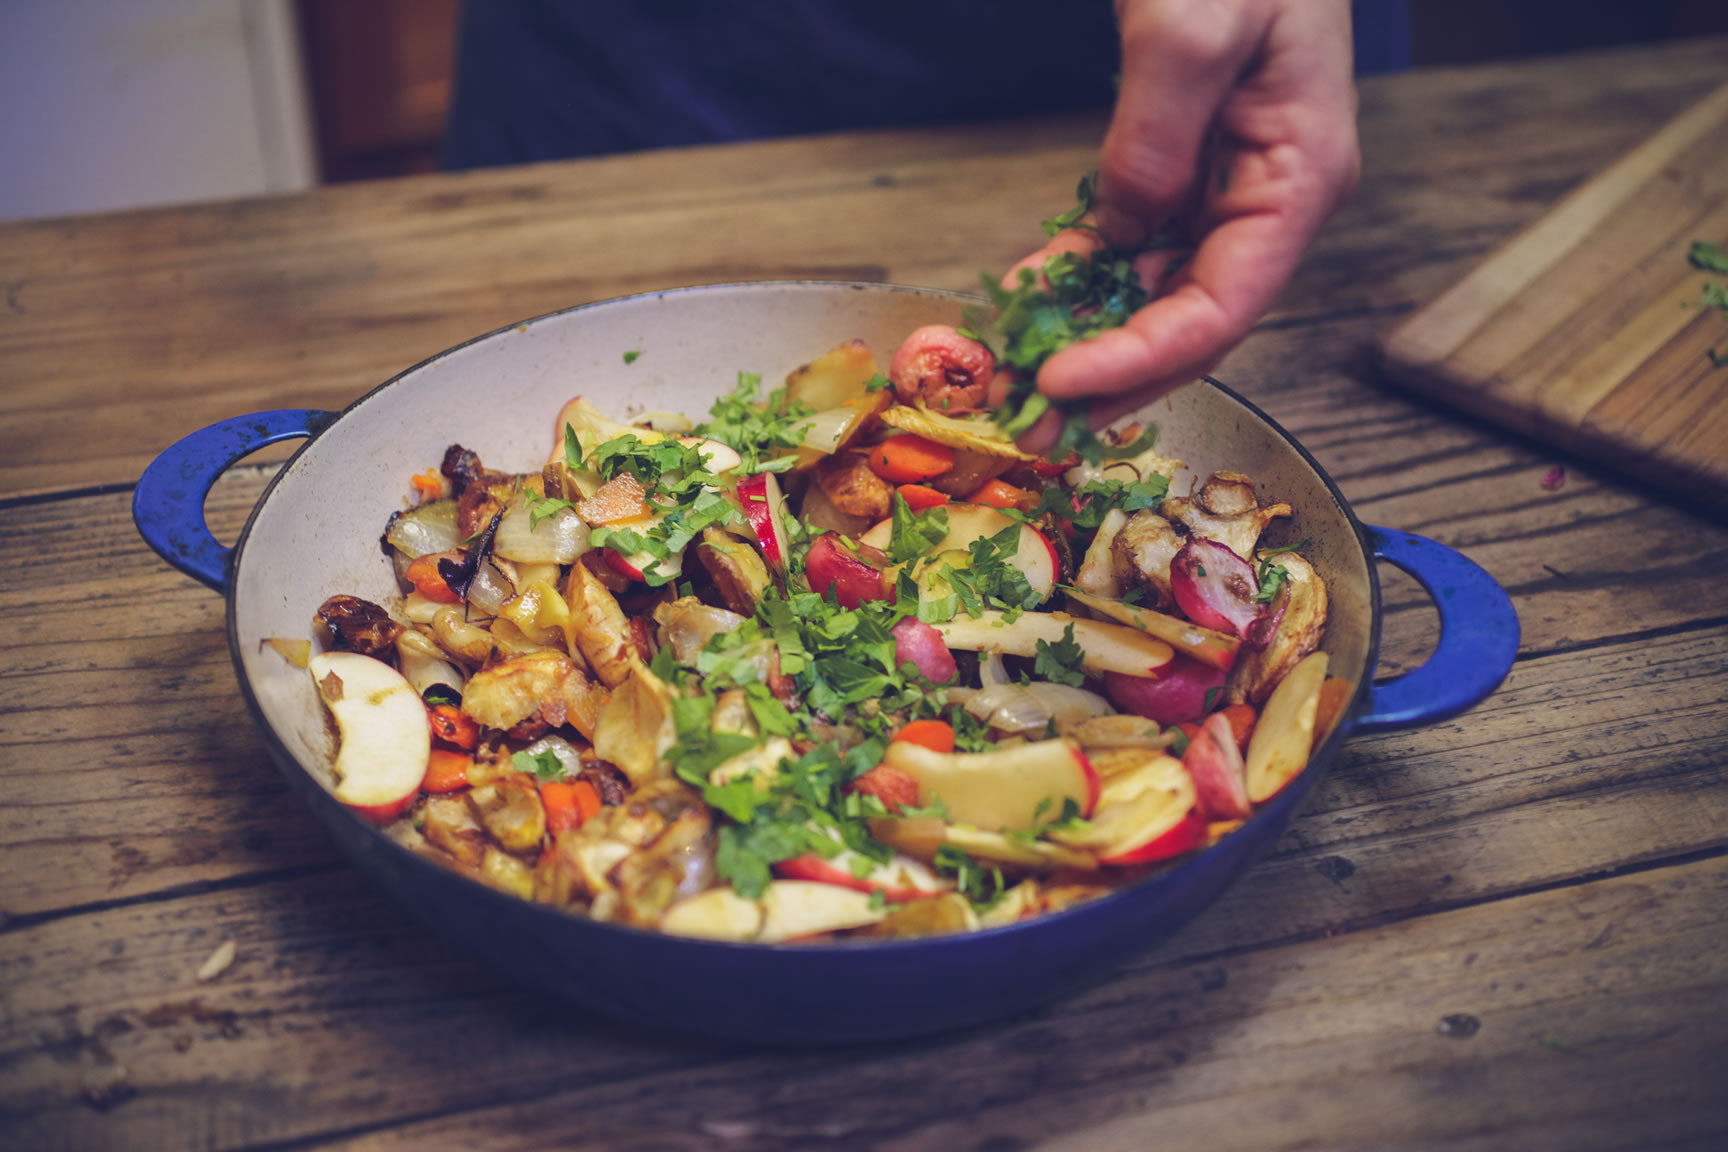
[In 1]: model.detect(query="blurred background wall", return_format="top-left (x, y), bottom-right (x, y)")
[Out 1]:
top-left (1, 0), bottom-right (1724, 223)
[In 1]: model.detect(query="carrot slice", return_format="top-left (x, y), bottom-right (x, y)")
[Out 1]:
top-left (427, 703), bottom-right (479, 750)
top-left (404, 554), bottom-right (462, 603)
top-left (893, 718), bottom-right (956, 754)
top-left (966, 478), bottom-right (1034, 511)
top-left (849, 764), bottom-right (921, 812)
top-left (868, 435), bottom-right (955, 483)
top-left (541, 779), bottom-right (603, 834)
top-left (422, 747), bottom-right (472, 793)
top-left (410, 468), bottom-right (446, 501)
top-left (896, 483), bottom-right (950, 511)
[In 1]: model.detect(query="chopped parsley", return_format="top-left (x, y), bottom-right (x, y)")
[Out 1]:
top-left (967, 174), bottom-right (1192, 466)
top-left (695, 371), bottom-right (813, 473)
top-left (512, 748), bottom-right (567, 781)
top-left (622, 349), bottom-right (641, 364)
top-left (1033, 622), bottom-right (1088, 687)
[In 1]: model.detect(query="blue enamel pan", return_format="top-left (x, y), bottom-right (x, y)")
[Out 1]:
top-left (135, 282), bottom-right (1517, 1044)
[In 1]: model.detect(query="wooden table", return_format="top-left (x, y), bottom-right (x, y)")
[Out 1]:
top-left (5, 38), bottom-right (1728, 1152)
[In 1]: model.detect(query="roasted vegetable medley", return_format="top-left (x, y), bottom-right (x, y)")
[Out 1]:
top-left (304, 324), bottom-right (1348, 942)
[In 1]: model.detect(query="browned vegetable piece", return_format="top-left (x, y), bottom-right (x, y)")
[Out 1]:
top-left (813, 451), bottom-right (894, 522)
top-left (1113, 511), bottom-right (1183, 609)
top-left (1163, 471), bottom-right (1292, 561)
top-left (460, 649), bottom-right (604, 741)
top-left (696, 527), bottom-right (770, 616)
top-left (563, 561), bottom-right (640, 688)
top-left (611, 803), bottom-right (716, 928)
top-left (1228, 552), bottom-right (1329, 705)
top-left (423, 794), bottom-right (489, 867)
top-left (468, 774), bottom-right (548, 854)
top-left (315, 595), bottom-right (404, 660)
top-left (928, 448), bottom-right (1014, 497)
top-left (578, 761), bottom-right (631, 807)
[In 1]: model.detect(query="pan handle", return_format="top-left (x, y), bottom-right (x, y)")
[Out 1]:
top-left (1354, 526), bottom-right (1519, 731)
top-left (133, 410), bottom-right (337, 592)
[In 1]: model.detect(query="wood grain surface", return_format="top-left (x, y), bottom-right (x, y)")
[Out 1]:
top-left (3, 36), bottom-right (1728, 1152)
top-left (1380, 78), bottom-right (1728, 510)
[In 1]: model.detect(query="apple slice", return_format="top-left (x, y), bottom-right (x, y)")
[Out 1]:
top-left (736, 470), bottom-right (791, 573)
top-left (308, 651), bottom-right (431, 813)
top-left (1244, 650), bottom-right (1330, 803)
top-left (757, 880), bottom-right (889, 943)
top-left (860, 501), bottom-right (1057, 603)
top-left (775, 829), bottom-right (953, 902)
top-left (883, 738), bottom-right (1099, 832)
top-left (1184, 711), bottom-right (1251, 820)
top-left (660, 886), bottom-right (765, 942)
top-left (931, 610), bottom-right (1174, 678)
top-left (1047, 753), bottom-right (1205, 865)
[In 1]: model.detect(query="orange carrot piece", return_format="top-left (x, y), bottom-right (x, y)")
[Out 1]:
top-left (849, 764), bottom-right (922, 812)
top-left (893, 718), bottom-right (956, 754)
top-left (410, 468), bottom-right (446, 501)
top-left (427, 703), bottom-right (479, 750)
top-left (404, 554), bottom-right (462, 603)
top-left (868, 435), bottom-right (955, 483)
top-left (966, 478), bottom-right (1034, 511)
top-left (896, 483), bottom-right (950, 511)
top-left (541, 779), bottom-right (602, 834)
top-left (1312, 677), bottom-right (1353, 750)
top-left (422, 748), bottom-right (472, 793)
top-left (1176, 721), bottom-right (1202, 746)
top-left (1215, 703), bottom-right (1256, 753)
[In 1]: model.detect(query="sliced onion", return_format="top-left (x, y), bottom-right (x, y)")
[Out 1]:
top-left (465, 561), bottom-right (515, 616)
top-left (962, 682), bottom-right (1111, 734)
top-left (519, 733), bottom-right (585, 779)
top-left (384, 500), bottom-right (461, 559)
top-left (493, 499), bottom-right (590, 565)
top-left (978, 651), bottom-right (1010, 688)
top-left (654, 598), bottom-right (748, 666)
top-left (1066, 714), bottom-right (1175, 749)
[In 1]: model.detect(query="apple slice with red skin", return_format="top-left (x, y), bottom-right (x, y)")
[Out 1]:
top-left (309, 651), bottom-right (431, 817)
top-left (776, 839), bottom-right (953, 903)
top-left (805, 533), bottom-right (890, 609)
top-left (860, 501), bottom-right (1057, 604)
top-left (883, 738), bottom-right (1099, 832)
top-left (1048, 753), bottom-right (1206, 865)
top-left (1184, 711), bottom-right (1252, 820)
top-left (736, 470), bottom-right (791, 573)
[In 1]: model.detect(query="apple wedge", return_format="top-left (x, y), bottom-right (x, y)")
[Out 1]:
top-left (757, 880), bottom-right (889, 943)
top-left (1184, 711), bottom-right (1252, 820)
top-left (736, 470), bottom-right (791, 573)
top-left (309, 651), bottom-right (431, 813)
top-left (775, 829), bottom-right (953, 902)
top-left (883, 738), bottom-right (1099, 832)
top-left (660, 886), bottom-right (765, 942)
top-left (861, 501), bottom-right (1057, 603)
top-left (1065, 588), bottom-right (1240, 671)
top-left (931, 610), bottom-right (1174, 679)
top-left (1244, 650), bottom-right (1329, 803)
top-left (1047, 753), bottom-right (1205, 865)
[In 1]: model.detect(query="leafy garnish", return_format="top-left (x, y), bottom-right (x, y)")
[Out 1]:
top-left (885, 493), bottom-right (949, 564)
top-left (1685, 241), bottom-right (1728, 367)
top-left (1033, 622), bottom-right (1087, 687)
top-left (512, 748), bottom-right (567, 781)
top-left (695, 371), bottom-right (814, 473)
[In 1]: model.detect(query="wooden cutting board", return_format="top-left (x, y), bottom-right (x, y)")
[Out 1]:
top-left (1378, 79), bottom-right (1728, 511)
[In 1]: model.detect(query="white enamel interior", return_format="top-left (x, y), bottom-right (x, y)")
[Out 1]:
top-left (231, 282), bottom-right (1374, 792)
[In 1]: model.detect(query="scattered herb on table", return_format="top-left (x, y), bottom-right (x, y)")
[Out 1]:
top-left (1686, 240), bottom-right (1728, 367)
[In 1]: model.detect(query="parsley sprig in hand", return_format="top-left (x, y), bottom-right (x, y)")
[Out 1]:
top-left (971, 174), bottom-right (1190, 466)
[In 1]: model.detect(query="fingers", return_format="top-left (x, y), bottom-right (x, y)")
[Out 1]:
top-left (1000, 229), bottom-right (1103, 291)
top-left (1092, 0), bottom-right (1268, 248)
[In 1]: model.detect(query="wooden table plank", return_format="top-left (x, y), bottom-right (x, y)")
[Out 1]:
top-left (7, 850), bottom-right (1721, 1151)
top-left (4, 40), bottom-right (1728, 502)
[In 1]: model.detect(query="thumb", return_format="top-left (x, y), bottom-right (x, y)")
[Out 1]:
top-left (1093, 1), bottom-right (1267, 246)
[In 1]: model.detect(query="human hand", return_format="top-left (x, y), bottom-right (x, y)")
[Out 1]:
top-left (1005, 0), bottom-right (1360, 452)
